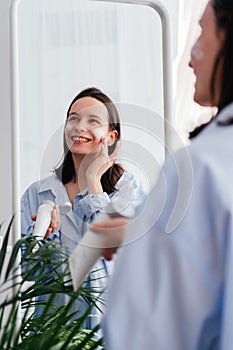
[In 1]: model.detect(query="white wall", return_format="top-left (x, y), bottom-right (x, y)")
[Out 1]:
top-left (0, 0), bottom-right (12, 225)
top-left (0, 0), bottom-right (13, 328)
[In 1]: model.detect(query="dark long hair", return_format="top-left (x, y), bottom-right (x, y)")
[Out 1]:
top-left (213, 0), bottom-right (233, 120)
top-left (190, 0), bottom-right (233, 138)
top-left (55, 87), bottom-right (124, 194)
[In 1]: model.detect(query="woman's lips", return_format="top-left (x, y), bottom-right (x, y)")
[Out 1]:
top-left (71, 136), bottom-right (91, 143)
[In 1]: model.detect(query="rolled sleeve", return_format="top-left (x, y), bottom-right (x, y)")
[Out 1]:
top-left (110, 171), bottom-right (146, 218)
top-left (77, 192), bottom-right (110, 218)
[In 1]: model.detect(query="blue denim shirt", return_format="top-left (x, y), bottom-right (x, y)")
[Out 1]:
top-left (21, 171), bottom-right (145, 329)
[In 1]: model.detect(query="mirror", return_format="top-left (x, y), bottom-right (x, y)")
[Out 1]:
top-left (15, 0), bottom-right (170, 196)
top-left (9, 0), bottom-right (173, 337)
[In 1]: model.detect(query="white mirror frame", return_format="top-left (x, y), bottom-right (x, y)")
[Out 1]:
top-left (9, 0), bottom-right (21, 338)
top-left (9, 0), bottom-right (172, 335)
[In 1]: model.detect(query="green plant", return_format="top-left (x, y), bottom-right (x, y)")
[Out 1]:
top-left (0, 218), bottom-right (104, 349)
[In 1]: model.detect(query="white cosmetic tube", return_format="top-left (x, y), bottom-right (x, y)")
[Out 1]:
top-left (33, 200), bottom-right (55, 239)
top-left (69, 213), bottom-right (108, 291)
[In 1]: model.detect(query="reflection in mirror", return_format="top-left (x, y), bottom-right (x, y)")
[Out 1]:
top-left (17, 0), bottom-right (165, 195)
top-left (9, 0), bottom-right (171, 341)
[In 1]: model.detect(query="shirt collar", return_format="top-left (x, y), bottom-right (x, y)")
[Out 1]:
top-left (215, 102), bottom-right (233, 123)
top-left (38, 173), bottom-right (61, 198)
top-left (38, 173), bottom-right (89, 207)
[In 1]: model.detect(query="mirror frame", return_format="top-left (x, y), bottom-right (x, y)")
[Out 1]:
top-left (9, 0), bottom-right (172, 335)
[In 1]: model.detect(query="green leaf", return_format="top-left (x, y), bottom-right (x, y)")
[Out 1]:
top-left (4, 238), bottom-right (24, 281)
top-left (0, 216), bottom-right (15, 277)
top-left (0, 219), bottom-right (106, 350)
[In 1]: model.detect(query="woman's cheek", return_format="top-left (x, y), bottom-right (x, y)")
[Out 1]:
top-left (191, 41), bottom-right (204, 62)
top-left (65, 123), bottom-right (72, 132)
top-left (92, 127), bottom-right (106, 143)
top-left (64, 124), bottom-right (72, 149)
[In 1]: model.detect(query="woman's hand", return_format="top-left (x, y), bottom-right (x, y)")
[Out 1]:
top-left (32, 205), bottom-right (61, 238)
top-left (90, 216), bottom-right (129, 260)
top-left (80, 139), bottom-right (120, 194)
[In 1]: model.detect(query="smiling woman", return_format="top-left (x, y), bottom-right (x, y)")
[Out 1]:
top-left (65, 98), bottom-right (117, 165)
top-left (56, 87), bottom-right (125, 197)
top-left (20, 86), bottom-right (145, 331)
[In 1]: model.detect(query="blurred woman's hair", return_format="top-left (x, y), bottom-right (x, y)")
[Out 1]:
top-left (213, 0), bottom-right (233, 112)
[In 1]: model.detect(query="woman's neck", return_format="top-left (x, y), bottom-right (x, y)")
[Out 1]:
top-left (64, 155), bottom-right (86, 206)
top-left (71, 154), bottom-right (87, 191)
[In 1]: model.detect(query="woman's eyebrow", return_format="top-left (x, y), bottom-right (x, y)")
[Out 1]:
top-left (68, 112), bottom-right (79, 116)
top-left (68, 112), bottom-right (103, 120)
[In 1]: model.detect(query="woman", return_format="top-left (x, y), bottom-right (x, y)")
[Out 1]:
top-left (91, 1), bottom-right (233, 348)
top-left (21, 87), bottom-right (144, 329)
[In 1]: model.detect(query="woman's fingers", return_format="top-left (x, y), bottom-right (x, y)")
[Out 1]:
top-left (97, 140), bottom-right (120, 173)
top-left (44, 227), bottom-right (53, 239)
top-left (91, 216), bottom-right (128, 231)
top-left (50, 205), bottom-right (61, 230)
top-left (32, 205), bottom-right (60, 239)
top-left (31, 214), bottom-right (37, 221)
top-left (90, 217), bottom-right (129, 259)
top-left (102, 247), bottom-right (118, 261)
top-left (45, 205), bottom-right (61, 238)
top-left (82, 139), bottom-right (120, 192)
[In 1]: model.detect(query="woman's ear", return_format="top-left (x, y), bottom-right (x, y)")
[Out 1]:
top-left (107, 130), bottom-right (118, 146)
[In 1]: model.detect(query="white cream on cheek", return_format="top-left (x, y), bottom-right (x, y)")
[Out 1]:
top-left (192, 41), bottom-right (204, 62)
top-left (65, 122), bottom-right (106, 143)
top-left (65, 123), bottom-right (72, 132)
top-left (91, 127), bottom-right (106, 142)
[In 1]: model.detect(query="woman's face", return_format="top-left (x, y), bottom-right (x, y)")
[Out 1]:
top-left (189, 1), bottom-right (225, 107)
top-left (65, 96), bottom-right (117, 155)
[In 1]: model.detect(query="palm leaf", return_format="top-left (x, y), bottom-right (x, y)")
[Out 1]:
top-left (0, 216), bottom-right (15, 277)
top-left (0, 219), bottom-right (105, 349)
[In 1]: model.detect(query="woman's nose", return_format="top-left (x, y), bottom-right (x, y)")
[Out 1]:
top-left (189, 39), bottom-right (201, 69)
top-left (189, 44), bottom-right (196, 69)
top-left (75, 120), bottom-right (87, 133)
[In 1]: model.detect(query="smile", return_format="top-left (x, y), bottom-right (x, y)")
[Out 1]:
top-left (71, 136), bottom-right (91, 143)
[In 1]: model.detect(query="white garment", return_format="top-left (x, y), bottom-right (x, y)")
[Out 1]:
top-left (103, 103), bottom-right (233, 349)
